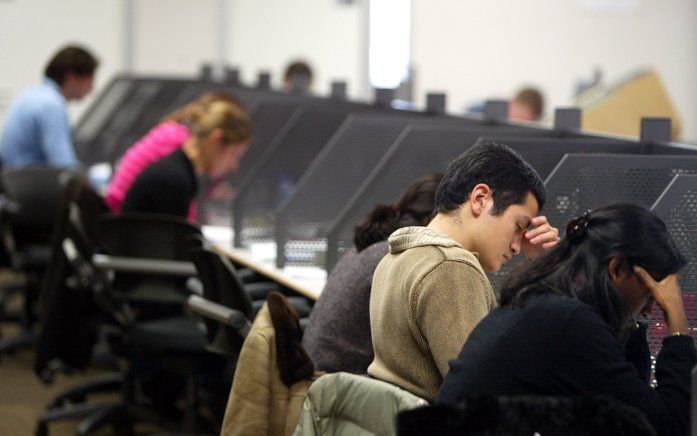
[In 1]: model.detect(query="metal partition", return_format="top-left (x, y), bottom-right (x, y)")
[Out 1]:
top-left (74, 75), bottom-right (136, 156)
top-left (164, 81), bottom-right (263, 114)
top-left (474, 137), bottom-right (640, 179)
top-left (322, 125), bottom-right (580, 271)
top-left (75, 76), bottom-right (193, 165)
top-left (647, 142), bottom-right (697, 156)
top-left (202, 100), bottom-right (305, 226)
top-left (544, 154), bottom-right (697, 231)
top-left (649, 174), bottom-right (697, 355)
top-left (231, 106), bottom-right (376, 248)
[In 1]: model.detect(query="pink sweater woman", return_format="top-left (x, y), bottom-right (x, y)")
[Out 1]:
top-left (105, 120), bottom-right (190, 213)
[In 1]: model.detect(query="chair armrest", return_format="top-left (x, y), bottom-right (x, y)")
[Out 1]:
top-left (246, 281), bottom-right (280, 300)
top-left (92, 254), bottom-right (197, 277)
top-left (187, 294), bottom-right (251, 337)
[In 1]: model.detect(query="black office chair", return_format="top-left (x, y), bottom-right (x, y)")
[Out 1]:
top-left (36, 211), bottom-right (211, 435)
top-left (97, 213), bottom-right (203, 319)
top-left (0, 167), bottom-right (76, 355)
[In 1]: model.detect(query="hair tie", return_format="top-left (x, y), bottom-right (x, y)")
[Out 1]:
top-left (565, 210), bottom-right (591, 241)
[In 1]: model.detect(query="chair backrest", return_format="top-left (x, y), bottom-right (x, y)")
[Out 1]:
top-left (97, 213), bottom-right (202, 313)
top-left (649, 174), bottom-right (697, 355)
top-left (1, 167), bottom-right (76, 238)
top-left (190, 247), bottom-right (254, 351)
top-left (35, 173), bottom-right (112, 380)
top-left (293, 372), bottom-right (428, 436)
top-left (98, 212), bottom-right (202, 260)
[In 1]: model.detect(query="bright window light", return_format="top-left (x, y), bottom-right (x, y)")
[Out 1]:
top-left (369, 0), bottom-right (411, 89)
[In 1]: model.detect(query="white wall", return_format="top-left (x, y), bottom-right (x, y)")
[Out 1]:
top-left (131, 0), bottom-right (218, 76)
top-left (0, 0), bottom-right (123, 126)
top-left (411, 0), bottom-right (697, 143)
top-left (227, 0), bottom-right (368, 100)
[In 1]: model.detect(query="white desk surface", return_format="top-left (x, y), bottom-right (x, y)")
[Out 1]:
top-left (203, 225), bottom-right (326, 301)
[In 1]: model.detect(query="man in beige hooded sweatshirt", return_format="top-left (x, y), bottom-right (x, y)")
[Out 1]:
top-left (368, 142), bottom-right (560, 401)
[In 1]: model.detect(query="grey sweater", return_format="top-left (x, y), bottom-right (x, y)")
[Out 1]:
top-left (302, 241), bottom-right (389, 374)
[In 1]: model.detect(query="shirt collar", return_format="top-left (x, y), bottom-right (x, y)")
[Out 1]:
top-left (42, 77), bottom-right (65, 99)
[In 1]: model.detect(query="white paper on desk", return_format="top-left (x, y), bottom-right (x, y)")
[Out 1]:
top-left (202, 225), bottom-right (233, 246)
top-left (249, 241), bottom-right (277, 264)
top-left (283, 266), bottom-right (327, 281)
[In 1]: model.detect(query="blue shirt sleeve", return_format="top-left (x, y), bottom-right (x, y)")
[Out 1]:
top-left (36, 100), bottom-right (78, 168)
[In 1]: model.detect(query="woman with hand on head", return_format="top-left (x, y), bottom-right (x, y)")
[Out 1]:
top-left (438, 204), bottom-right (695, 436)
top-left (121, 97), bottom-right (251, 218)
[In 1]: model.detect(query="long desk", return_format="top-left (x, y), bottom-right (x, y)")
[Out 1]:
top-left (202, 226), bottom-right (325, 301)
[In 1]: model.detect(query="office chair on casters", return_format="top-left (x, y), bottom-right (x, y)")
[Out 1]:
top-left (35, 210), bottom-right (212, 436)
top-left (0, 167), bottom-right (76, 355)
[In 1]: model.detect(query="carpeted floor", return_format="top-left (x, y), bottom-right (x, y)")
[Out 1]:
top-left (0, 332), bottom-right (118, 436)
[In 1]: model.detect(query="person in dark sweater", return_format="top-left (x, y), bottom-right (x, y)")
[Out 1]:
top-left (121, 97), bottom-right (252, 218)
top-left (438, 204), bottom-right (696, 436)
top-left (302, 173), bottom-right (442, 374)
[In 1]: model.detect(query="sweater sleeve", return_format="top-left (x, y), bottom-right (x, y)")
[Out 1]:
top-left (562, 305), bottom-right (696, 436)
top-left (414, 260), bottom-right (495, 378)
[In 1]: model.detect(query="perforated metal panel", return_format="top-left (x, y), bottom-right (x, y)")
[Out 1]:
top-left (475, 137), bottom-right (640, 179)
top-left (112, 80), bottom-right (191, 163)
top-left (275, 117), bottom-right (472, 268)
top-left (164, 82), bottom-right (261, 115)
top-left (232, 105), bottom-right (369, 248)
top-left (203, 100), bottom-right (303, 227)
top-left (74, 77), bottom-right (134, 154)
top-left (320, 124), bottom-right (556, 271)
top-left (649, 174), bottom-right (697, 355)
top-left (544, 155), bottom-right (697, 232)
top-left (482, 139), bottom-right (642, 291)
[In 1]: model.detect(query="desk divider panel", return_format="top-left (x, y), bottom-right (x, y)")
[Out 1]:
top-left (74, 76), bottom-right (136, 162)
top-left (322, 125), bottom-right (573, 272)
top-left (473, 137), bottom-right (640, 180)
top-left (202, 100), bottom-right (305, 226)
top-left (112, 79), bottom-right (196, 163)
top-left (649, 174), bottom-right (697, 356)
top-left (231, 106), bottom-right (377, 248)
top-left (275, 117), bottom-right (486, 268)
top-left (544, 154), bottom-right (697, 232)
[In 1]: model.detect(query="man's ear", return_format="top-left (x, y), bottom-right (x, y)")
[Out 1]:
top-left (469, 183), bottom-right (492, 217)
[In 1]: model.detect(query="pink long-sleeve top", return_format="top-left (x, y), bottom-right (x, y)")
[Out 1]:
top-left (105, 121), bottom-right (191, 214)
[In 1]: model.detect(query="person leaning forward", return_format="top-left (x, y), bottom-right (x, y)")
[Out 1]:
top-left (368, 142), bottom-right (560, 401)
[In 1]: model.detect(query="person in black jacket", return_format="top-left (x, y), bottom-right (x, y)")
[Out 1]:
top-left (122, 97), bottom-right (252, 218)
top-left (438, 204), bottom-right (696, 436)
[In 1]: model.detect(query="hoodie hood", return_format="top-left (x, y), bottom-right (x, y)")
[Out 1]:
top-left (387, 226), bottom-right (478, 257)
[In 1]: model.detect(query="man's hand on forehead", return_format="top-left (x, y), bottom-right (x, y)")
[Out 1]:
top-left (522, 215), bottom-right (560, 259)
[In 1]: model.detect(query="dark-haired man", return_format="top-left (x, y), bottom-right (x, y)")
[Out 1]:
top-left (1, 45), bottom-right (99, 168)
top-left (368, 142), bottom-right (560, 401)
top-left (283, 60), bottom-right (313, 94)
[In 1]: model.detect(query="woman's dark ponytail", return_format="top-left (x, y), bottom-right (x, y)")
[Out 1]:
top-left (353, 173), bottom-right (443, 251)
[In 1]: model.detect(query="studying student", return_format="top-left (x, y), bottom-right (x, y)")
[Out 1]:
top-left (438, 204), bottom-right (695, 436)
top-left (121, 98), bottom-right (252, 218)
top-left (1, 45), bottom-right (99, 168)
top-left (302, 173), bottom-right (442, 374)
top-left (368, 142), bottom-right (560, 401)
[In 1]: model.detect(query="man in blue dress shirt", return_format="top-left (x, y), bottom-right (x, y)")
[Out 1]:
top-left (0, 45), bottom-right (99, 168)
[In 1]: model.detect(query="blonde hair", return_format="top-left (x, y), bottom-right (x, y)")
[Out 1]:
top-left (183, 96), bottom-right (252, 145)
top-left (161, 91), bottom-right (241, 123)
